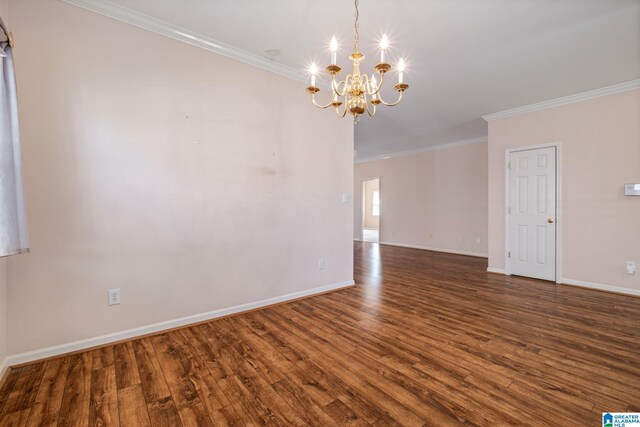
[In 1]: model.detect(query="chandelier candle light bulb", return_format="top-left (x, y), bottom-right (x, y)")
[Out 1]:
top-left (330, 36), bottom-right (338, 65)
top-left (380, 34), bottom-right (389, 63)
top-left (305, 0), bottom-right (409, 123)
top-left (309, 63), bottom-right (318, 87)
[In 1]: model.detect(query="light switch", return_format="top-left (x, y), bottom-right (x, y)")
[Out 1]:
top-left (342, 193), bottom-right (349, 203)
top-left (624, 184), bottom-right (640, 196)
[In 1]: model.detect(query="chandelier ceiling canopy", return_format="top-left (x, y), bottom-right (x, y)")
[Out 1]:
top-left (306, 0), bottom-right (409, 123)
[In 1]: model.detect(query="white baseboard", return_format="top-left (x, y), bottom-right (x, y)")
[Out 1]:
top-left (5, 280), bottom-right (355, 368)
top-left (379, 241), bottom-right (488, 258)
top-left (561, 278), bottom-right (640, 297)
top-left (482, 270), bottom-right (639, 296)
top-left (0, 357), bottom-right (8, 383)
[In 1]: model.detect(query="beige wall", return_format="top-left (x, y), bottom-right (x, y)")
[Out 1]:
top-left (363, 179), bottom-right (379, 229)
top-left (7, 0), bottom-right (353, 355)
top-left (355, 142), bottom-right (488, 256)
top-left (488, 89), bottom-right (640, 293)
top-left (0, 0), bottom-right (9, 368)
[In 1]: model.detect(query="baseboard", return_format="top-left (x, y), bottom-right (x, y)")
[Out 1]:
top-left (0, 357), bottom-right (9, 388)
top-left (379, 241), bottom-right (488, 258)
top-left (5, 279), bottom-right (355, 368)
top-left (561, 278), bottom-right (640, 297)
top-left (487, 267), bottom-right (506, 274)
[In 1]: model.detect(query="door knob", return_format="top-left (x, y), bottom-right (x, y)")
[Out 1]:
top-left (547, 218), bottom-right (555, 224)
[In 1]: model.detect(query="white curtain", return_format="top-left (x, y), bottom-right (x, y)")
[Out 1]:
top-left (0, 17), bottom-right (29, 257)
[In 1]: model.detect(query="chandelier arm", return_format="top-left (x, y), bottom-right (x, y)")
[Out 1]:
top-left (371, 71), bottom-right (385, 95)
top-left (335, 102), bottom-right (348, 118)
top-left (337, 94), bottom-right (349, 117)
top-left (365, 99), bottom-right (376, 117)
top-left (361, 74), bottom-right (371, 94)
top-left (330, 76), bottom-right (339, 94)
top-left (311, 93), bottom-right (336, 109)
top-left (377, 89), bottom-right (404, 107)
top-left (333, 76), bottom-right (350, 97)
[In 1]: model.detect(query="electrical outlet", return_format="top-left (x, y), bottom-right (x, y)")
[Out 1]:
top-left (627, 261), bottom-right (636, 275)
top-left (318, 258), bottom-right (325, 270)
top-left (108, 288), bottom-right (121, 306)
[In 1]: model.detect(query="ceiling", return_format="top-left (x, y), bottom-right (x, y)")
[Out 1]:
top-left (100, 0), bottom-right (640, 161)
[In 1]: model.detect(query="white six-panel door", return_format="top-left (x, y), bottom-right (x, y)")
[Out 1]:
top-left (508, 147), bottom-right (557, 281)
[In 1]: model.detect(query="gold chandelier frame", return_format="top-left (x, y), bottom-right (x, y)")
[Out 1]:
top-left (305, 0), bottom-right (409, 123)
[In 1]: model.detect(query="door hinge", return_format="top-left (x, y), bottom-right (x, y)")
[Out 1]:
top-left (508, 251), bottom-right (511, 258)
top-left (507, 161), bottom-right (511, 169)
top-left (508, 206), bottom-right (511, 214)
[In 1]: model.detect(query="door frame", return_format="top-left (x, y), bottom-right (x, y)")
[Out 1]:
top-left (504, 142), bottom-right (562, 283)
top-left (360, 176), bottom-right (381, 242)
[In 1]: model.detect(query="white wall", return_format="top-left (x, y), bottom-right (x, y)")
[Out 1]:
top-left (488, 89), bottom-right (640, 294)
top-left (7, 0), bottom-right (353, 356)
top-left (355, 142), bottom-right (488, 256)
top-left (0, 0), bottom-right (10, 371)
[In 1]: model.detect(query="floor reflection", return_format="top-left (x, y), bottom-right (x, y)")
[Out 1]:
top-left (356, 241), bottom-right (383, 310)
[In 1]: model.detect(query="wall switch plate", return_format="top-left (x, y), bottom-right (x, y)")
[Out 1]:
top-left (342, 193), bottom-right (349, 203)
top-left (318, 258), bottom-right (325, 270)
top-left (624, 183), bottom-right (640, 196)
top-left (626, 261), bottom-right (636, 275)
top-left (476, 237), bottom-right (481, 244)
top-left (108, 288), bottom-right (121, 306)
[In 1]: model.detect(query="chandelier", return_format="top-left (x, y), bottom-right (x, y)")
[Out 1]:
top-left (306, 0), bottom-right (409, 123)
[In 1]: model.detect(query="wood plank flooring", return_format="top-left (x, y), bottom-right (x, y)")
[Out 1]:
top-left (1, 242), bottom-right (639, 426)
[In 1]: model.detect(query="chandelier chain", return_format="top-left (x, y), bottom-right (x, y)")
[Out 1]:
top-left (354, 0), bottom-right (359, 53)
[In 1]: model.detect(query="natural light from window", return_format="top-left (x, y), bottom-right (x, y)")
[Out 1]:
top-left (372, 190), bottom-right (380, 216)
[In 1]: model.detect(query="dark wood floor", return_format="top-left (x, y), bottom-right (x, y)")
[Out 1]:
top-left (1, 242), bottom-right (639, 426)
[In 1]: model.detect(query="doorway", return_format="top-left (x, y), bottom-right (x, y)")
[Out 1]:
top-left (507, 145), bottom-right (559, 281)
top-left (362, 178), bottom-right (380, 243)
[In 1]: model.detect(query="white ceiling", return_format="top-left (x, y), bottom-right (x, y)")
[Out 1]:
top-left (99, 0), bottom-right (640, 161)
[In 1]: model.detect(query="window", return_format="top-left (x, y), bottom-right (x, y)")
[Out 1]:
top-left (372, 190), bottom-right (380, 216)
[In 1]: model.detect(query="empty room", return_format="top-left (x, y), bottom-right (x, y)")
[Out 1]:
top-left (0, 0), bottom-right (639, 426)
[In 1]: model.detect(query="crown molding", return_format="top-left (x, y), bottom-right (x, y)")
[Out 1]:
top-left (61, 0), bottom-right (306, 84)
top-left (482, 79), bottom-right (640, 122)
top-left (354, 136), bottom-right (487, 164)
